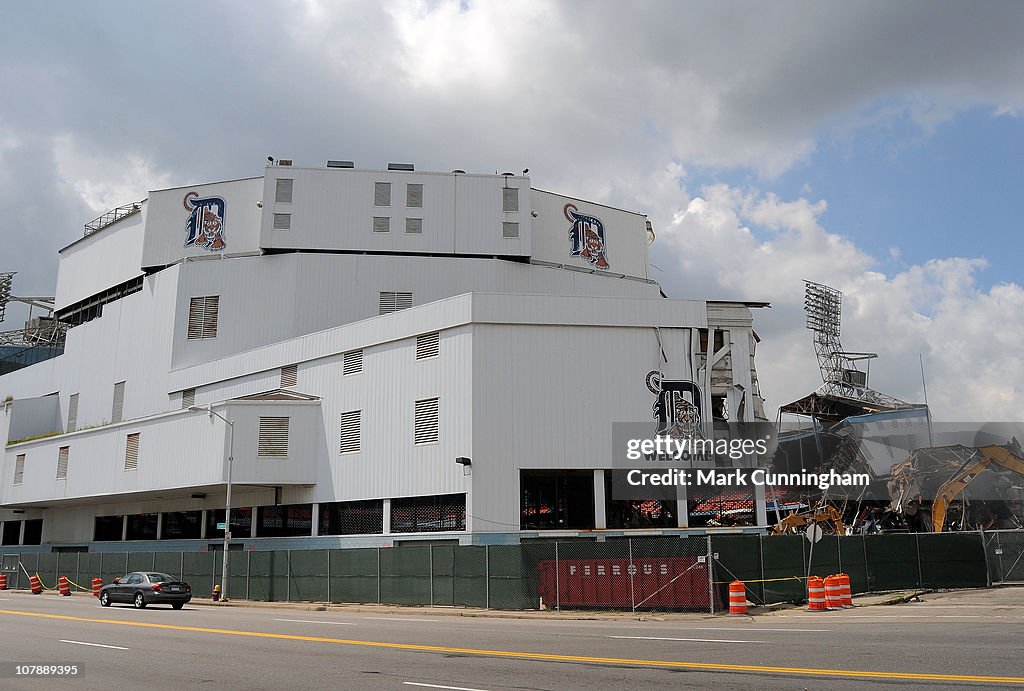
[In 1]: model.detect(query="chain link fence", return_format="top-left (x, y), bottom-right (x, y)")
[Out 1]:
top-left (1, 530), bottom-right (1009, 610)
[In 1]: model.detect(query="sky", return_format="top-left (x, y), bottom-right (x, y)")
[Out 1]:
top-left (1, 0), bottom-right (1023, 422)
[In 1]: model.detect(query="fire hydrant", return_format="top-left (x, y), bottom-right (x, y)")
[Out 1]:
top-left (212, 584), bottom-right (221, 601)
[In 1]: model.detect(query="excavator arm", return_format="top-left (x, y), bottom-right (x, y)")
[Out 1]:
top-left (932, 444), bottom-right (1024, 532)
top-left (772, 503), bottom-right (846, 535)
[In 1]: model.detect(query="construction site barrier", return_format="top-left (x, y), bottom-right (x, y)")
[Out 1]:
top-left (0, 573), bottom-right (7, 590)
top-left (58, 575), bottom-right (71, 596)
top-left (29, 574), bottom-right (42, 595)
top-left (838, 573), bottom-right (853, 607)
top-left (806, 576), bottom-right (826, 611)
top-left (824, 574), bottom-right (843, 610)
top-left (91, 578), bottom-right (103, 597)
top-left (728, 580), bottom-right (747, 615)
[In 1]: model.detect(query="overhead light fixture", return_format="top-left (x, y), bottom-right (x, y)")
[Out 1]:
top-left (191, 493), bottom-right (206, 499)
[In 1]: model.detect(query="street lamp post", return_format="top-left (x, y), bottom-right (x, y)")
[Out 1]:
top-left (189, 405), bottom-right (234, 601)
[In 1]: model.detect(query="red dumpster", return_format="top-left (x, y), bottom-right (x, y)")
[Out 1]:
top-left (538, 556), bottom-right (718, 609)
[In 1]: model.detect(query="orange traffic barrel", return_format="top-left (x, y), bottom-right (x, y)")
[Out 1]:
top-left (838, 573), bottom-right (853, 607)
top-left (29, 574), bottom-right (43, 595)
top-left (728, 580), bottom-right (748, 615)
top-left (91, 578), bottom-right (103, 597)
top-left (0, 573), bottom-right (7, 590)
top-left (58, 575), bottom-right (71, 596)
top-left (824, 575), bottom-right (844, 610)
top-left (806, 576), bottom-right (826, 611)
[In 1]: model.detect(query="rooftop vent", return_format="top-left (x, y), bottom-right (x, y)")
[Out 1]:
top-left (451, 169), bottom-right (466, 174)
top-left (277, 159), bottom-right (293, 166)
top-left (327, 160), bottom-right (354, 168)
top-left (501, 172), bottom-right (514, 176)
top-left (387, 163), bottom-right (415, 171)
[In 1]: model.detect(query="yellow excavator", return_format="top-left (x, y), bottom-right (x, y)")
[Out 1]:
top-left (771, 503), bottom-right (846, 535)
top-left (932, 444), bottom-right (1024, 532)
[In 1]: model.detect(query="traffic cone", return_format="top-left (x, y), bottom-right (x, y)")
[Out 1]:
top-left (824, 575), bottom-right (844, 610)
top-left (92, 578), bottom-right (103, 597)
top-left (838, 573), bottom-right (853, 607)
top-left (58, 575), bottom-right (71, 596)
top-left (806, 576), bottom-right (826, 611)
top-left (29, 575), bottom-right (42, 594)
top-left (728, 580), bottom-right (748, 615)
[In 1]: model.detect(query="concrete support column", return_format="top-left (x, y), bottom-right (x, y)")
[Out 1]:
top-left (382, 499), bottom-right (392, 534)
top-left (593, 469), bottom-right (606, 529)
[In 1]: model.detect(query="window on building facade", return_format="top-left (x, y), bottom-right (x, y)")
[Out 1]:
top-left (520, 470), bottom-right (595, 530)
top-left (391, 493), bottom-right (466, 533)
top-left (256, 504), bottom-right (312, 537)
top-left (187, 296), bottom-right (220, 340)
top-left (181, 388), bottom-right (195, 409)
top-left (22, 519), bottom-right (42, 545)
top-left (374, 182), bottom-right (391, 206)
top-left (405, 217), bottom-right (422, 234)
top-left (1, 521), bottom-right (21, 545)
top-left (372, 216), bottom-right (390, 233)
top-left (94, 515), bottom-right (124, 542)
top-left (414, 397), bottom-right (439, 445)
top-left (161, 511), bottom-right (202, 539)
top-left (502, 222), bottom-right (519, 238)
top-left (206, 507), bottom-right (252, 539)
top-left (319, 499), bottom-right (383, 535)
top-left (273, 213), bottom-right (291, 230)
top-left (126, 513), bottom-right (158, 540)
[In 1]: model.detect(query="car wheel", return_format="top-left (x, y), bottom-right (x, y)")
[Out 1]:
top-left (172, 603), bottom-right (184, 610)
top-left (99, 591), bottom-right (111, 607)
top-left (134, 592), bottom-right (147, 609)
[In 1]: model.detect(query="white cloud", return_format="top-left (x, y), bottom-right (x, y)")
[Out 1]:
top-left (52, 135), bottom-right (174, 214)
top-left (646, 171), bottom-right (1024, 422)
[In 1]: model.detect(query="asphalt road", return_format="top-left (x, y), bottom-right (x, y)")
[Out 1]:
top-left (1, 588), bottom-right (1023, 689)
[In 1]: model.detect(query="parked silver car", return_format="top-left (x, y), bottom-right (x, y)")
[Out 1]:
top-left (98, 572), bottom-right (192, 609)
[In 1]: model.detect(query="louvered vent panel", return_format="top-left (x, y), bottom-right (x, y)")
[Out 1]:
top-left (414, 398), bottom-right (439, 445)
top-left (343, 349), bottom-right (363, 375)
top-left (67, 393), bottom-right (79, 432)
top-left (406, 183), bottom-right (423, 208)
top-left (14, 454), bottom-right (25, 485)
top-left (416, 332), bottom-right (440, 360)
top-left (111, 381), bottom-right (126, 424)
top-left (339, 410), bottom-right (361, 454)
top-left (374, 182), bottom-right (391, 206)
top-left (379, 291), bottom-right (413, 314)
top-left (503, 187), bottom-right (519, 212)
top-left (372, 216), bottom-right (390, 233)
top-left (502, 222), bottom-right (519, 238)
top-left (275, 178), bottom-right (294, 203)
top-left (258, 417), bottom-right (289, 457)
top-left (181, 389), bottom-right (196, 409)
top-left (57, 446), bottom-right (69, 480)
top-left (124, 433), bottom-right (140, 471)
top-left (202, 296), bottom-right (219, 338)
top-left (273, 213), bottom-right (291, 230)
top-left (188, 296), bottom-right (219, 339)
top-left (405, 217), bottom-right (422, 234)
top-left (280, 364), bottom-right (298, 388)
top-left (187, 297), bottom-right (205, 339)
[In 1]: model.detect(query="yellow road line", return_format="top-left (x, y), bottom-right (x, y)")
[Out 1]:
top-left (2, 608), bottom-right (1022, 684)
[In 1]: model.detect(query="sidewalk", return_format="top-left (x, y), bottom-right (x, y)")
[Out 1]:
top-left (2, 585), bottom-right (932, 620)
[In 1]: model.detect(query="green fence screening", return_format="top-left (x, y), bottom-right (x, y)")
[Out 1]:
top-left (1, 531), bottom-right (1008, 610)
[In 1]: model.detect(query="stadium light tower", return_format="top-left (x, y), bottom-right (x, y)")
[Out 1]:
top-left (0, 272), bottom-right (14, 323)
top-left (803, 280), bottom-right (906, 407)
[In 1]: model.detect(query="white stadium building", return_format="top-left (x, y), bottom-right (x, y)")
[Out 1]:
top-left (0, 161), bottom-right (770, 551)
